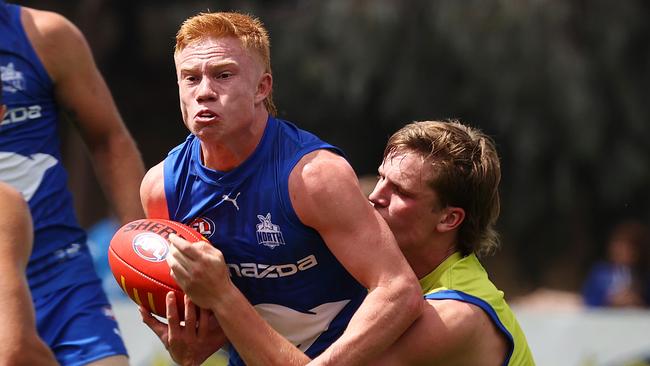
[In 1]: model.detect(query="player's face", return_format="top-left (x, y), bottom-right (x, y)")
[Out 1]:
top-left (174, 36), bottom-right (269, 143)
top-left (369, 151), bottom-right (443, 254)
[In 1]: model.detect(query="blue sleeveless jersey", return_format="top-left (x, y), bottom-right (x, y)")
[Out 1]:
top-left (164, 116), bottom-right (366, 364)
top-left (0, 2), bottom-right (95, 295)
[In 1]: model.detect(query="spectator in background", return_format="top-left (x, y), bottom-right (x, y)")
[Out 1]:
top-left (582, 220), bottom-right (650, 308)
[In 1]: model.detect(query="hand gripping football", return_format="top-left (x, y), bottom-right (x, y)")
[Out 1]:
top-left (108, 218), bottom-right (206, 318)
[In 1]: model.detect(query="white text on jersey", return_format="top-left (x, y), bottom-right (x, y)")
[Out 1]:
top-left (1, 105), bottom-right (42, 126)
top-left (228, 255), bottom-right (317, 278)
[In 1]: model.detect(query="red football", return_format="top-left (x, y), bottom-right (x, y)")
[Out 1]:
top-left (108, 218), bottom-right (207, 318)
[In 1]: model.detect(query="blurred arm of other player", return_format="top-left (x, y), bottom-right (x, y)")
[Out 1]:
top-left (22, 7), bottom-right (145, 223)
top-left (0, 182), bottom-right (58, 365)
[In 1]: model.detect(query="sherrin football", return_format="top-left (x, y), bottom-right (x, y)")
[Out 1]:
top-left (108, 218), bottom-right (207, 318)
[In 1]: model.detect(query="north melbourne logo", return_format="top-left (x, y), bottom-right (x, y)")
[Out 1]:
top-left (256, 213), bottom-right (285, 249)
top-left (1, 63), bottom-right (25, 93)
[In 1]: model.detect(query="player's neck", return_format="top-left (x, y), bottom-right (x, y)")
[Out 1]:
top-left (407, 237), bottom-right (458, 280)
top-left (201, 112), bottom-right (268, 171)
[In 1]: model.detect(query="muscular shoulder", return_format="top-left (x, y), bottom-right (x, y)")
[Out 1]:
top-left (288, 149), bottom-right (361, 225)
top-left (429, 299), bottom-right (491, 340)
top-left (21, 7), bottom-right (89, 82)
top-left (292, 149), bottom-right (356, 195)
top-left (22, 7), bottom-right (76, 36)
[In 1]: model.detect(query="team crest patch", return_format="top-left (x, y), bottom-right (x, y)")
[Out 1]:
top-left (1, 63), bottom-right (25, 93)
top-left (256, 213), bottom-right (285, 249)
top-left (189, 217), bottom-right (215, 238)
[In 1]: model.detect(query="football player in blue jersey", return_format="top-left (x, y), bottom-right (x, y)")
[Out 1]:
top-left (139, 11), bottom-right (423, 366)
top-left (0, 2), bottom-right (145, 365)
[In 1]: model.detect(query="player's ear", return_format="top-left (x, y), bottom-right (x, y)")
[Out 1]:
top-left (255, 73), bottom-right (272, 104)
top-left (436, 206), bottom-right (465, 233)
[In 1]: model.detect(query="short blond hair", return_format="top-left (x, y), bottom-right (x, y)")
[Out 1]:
top-left (384, 120), bottom-right (502, 257)
top-left (175, 12), bottom-right (277, 116)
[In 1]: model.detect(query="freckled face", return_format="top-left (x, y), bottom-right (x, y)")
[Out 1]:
top-left (174, 37), bottom-right (267, 143)
top-left (369, 152), bottom-right (442, 252)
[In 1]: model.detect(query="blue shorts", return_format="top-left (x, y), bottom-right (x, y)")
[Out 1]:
top-left (34, 280), bottom-right (128, 366)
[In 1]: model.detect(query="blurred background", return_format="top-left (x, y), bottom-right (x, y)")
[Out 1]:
top-left (11, 0), bottom-right (650, 365)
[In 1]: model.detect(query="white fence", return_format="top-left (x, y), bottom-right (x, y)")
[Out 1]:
top-left (516, 307), bottom-right (650, 366)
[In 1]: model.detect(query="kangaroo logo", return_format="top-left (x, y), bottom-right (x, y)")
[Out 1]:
top-left (256, 213), bottom-right (286, 249)
top-left (1, 62), bottom-right (25, 93)
top-left (132, 232), bottom-right (169, 262)
top-left (222, 192), bottom-right (241, 210)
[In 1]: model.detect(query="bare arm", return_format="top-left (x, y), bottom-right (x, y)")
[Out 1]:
top-left (292, 150), bottom-right (422, 365)
top-left (22, 7), bottom-right (145, 223)
top-left (0, 184), bottom-right (58, 365)
top-left (372, 299), bottom-right (509, 365)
